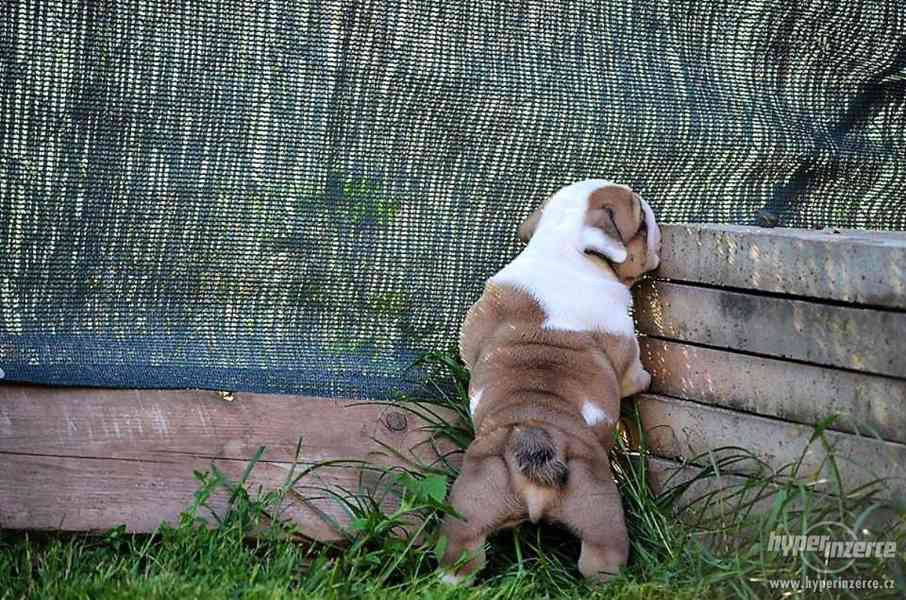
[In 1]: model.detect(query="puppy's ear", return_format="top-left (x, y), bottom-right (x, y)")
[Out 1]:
top-left (639, 197), bottom-right (661, 271)
top-left (586, 186), bottom-right (641, 244)
top-left (518, 202), bottom-right (547, 243)
top-left (582, 185), bottom-right (642, 263)
top-left (611, 196), bottom-right (661, 285)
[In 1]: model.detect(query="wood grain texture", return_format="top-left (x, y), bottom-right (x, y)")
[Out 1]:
top-left (0, 385), bottom-right (437, 465)
top-left (633, 394), bottom-right (906, 496)
top-left (0, 452), bottom-right (389, 537)
top-left (634, 281), bottom-right (906, 378)
top-left (0, 384), bottom-right (455, 537)
top-left (656, 224), bottom-right (906, 309)
top-left (639, 338), bottom-right (906, 444)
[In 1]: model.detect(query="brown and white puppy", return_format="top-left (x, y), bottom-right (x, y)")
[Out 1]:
top-left (439, 179), bottom-right (661, 584)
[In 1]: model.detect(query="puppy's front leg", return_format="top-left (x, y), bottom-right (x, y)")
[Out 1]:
top-left (439, 454), bottom-right (519, 583)
top-left (619, 340), bottom-right (651, 398)
top-left (620, 360), bottom-right (651, 398)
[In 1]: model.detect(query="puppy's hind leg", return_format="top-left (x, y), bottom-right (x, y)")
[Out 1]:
top-left (438, 454), bottom-right (520, 584)
top-left (578, 540), bottom-right (629, 584)
top-left (550, 457), bottom-right (629, 583)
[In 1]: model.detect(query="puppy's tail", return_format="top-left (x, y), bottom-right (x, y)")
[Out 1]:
top-left (508, 427), bottom-right (568, 488)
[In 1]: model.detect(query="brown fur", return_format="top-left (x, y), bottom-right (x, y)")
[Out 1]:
top-left (612, 229), bottom-right (652, 285)
top-left (608, 190), bottom-right (657, 286)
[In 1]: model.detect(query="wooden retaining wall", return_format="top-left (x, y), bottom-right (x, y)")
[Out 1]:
top-left (632, 224), bottom-right (906, 500)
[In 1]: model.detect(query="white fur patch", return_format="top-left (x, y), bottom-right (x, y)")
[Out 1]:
top-left (582, 226), bottom-right (628, 263)
top-left (581, 400), bottom-right (612, 426)
top-left (491, 257), bottom-right (634, 335)
top-left (469, 387), bottom-right (484, 416)
top-left (491, 179), bottom-right (635, 336)
top-left (439, 572), bottom-right (466, 585)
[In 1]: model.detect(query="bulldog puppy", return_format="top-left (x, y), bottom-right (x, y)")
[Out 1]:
top-left (439, 180), bottom-right (661, 584)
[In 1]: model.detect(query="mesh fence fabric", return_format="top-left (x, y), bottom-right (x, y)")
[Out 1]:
top-left (2, 0), bottom-right (905, 397)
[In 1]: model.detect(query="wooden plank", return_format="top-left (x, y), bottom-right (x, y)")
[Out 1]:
top-left (0, 385), bottom-right (438, 465)
top-left (647, 456), bottom-right (728, 495)
top-left (634, 394), bottom-right (906, 495)
top-left (634, 281), bottom-right (906, 378)
top-left (656, 224), bottom-right (906, 309)
top-left (0, 452), bottom-right (386, 537)
top-left (0, 384), bottom-right (454, 537)
top-left (639, 338), bottom-right (906, 444)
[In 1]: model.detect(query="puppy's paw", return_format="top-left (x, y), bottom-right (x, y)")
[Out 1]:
top-left (437, 570), bottom-right (473, 586)
top-left (620, 366), bottom-right (651, 398)
top-left (578, 542), bottom-right (627, 584)
top-left (637, 368), bottom-right (652, 392)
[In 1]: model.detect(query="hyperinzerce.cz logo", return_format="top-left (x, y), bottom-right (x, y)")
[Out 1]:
top-left (767, 522), bottom-right (897, 574)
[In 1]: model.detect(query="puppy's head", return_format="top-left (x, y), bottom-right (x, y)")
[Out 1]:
top-left (519, 180), bottom-right (661, 285)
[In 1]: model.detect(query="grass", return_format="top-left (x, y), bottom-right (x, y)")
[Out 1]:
top-left (1, 351), bottom-right (904, 599)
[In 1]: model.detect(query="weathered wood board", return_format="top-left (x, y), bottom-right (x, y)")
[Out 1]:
top-left (0, 386), bottom-right (434, 464)
top-left (639, 337), bottom-right (906, 444)
top-left (634, 394), bottom-right (906, 494)
top-left (634, 281), bottom-right (906, 378)
top-left (656, 224), bottom-right (906, 309)
top-left (0, 453), bottom-right (370, 537)
top-left (0, 384), bottom-right (452, 538)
